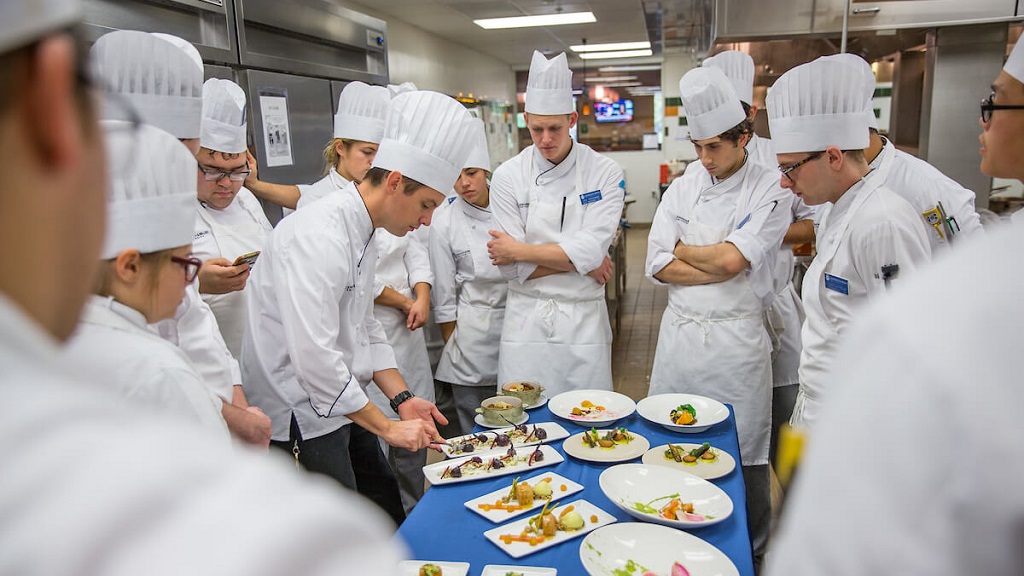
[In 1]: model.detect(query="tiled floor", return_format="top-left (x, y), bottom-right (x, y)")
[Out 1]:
top-left (611, 225), bottom-right (667, 402)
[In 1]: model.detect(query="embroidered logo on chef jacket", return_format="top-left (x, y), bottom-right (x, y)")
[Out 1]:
top-left (675, 215), bottom-right (689, 224)
top-left (517, 202), bottom-right (530, 209)
top-left (193, 230), bottom-right (210, 241)
top-left (824, 273), bottom-right (849, 295)
top-left (344, 284), bottom-right (355, 292)
top-left (580, 190), bottom-right (602, 205)
top-left (454, 249), bottom-right (471, 260)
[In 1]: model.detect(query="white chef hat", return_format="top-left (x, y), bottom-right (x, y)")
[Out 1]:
top-left (820, 53), bottom-right (878, 130)
top-left (372, 90), bottom-right (475, 193)
top-left (767, 57), bottom-right (871, 154)
top-left (387, 81), bottom-right (418, 96)
top-left (201, 78), bottom-right (248, 154)
top-left (333, 81), bottom-right (391, 143)
top-left (1004, 38), bottom-right (1024, 83)
top-left (150, 33), bottom-right (203, 71)
top-left (0, 0), bottom-right (79, 53)
top-left (102, 122), bottom-right (196, 259)
top-left (679, 66), bottom-right (746, 141)
top-left (462, 117), bottom-right (492, 172)
top-left (525, 51), bottom-right (574, 115)
top-left (702, 50), bottom-right (755, 105)
top-left (90, 30), bottom-right (204, 139)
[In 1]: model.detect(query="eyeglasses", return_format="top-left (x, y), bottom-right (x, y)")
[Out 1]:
top-left (779, 151), bottom-right (825, 183)
top-left (198, 163), bottom-right (251, 182)
top-left (170, 256), bottom-right (202, 283)
top-left (980, 92), bottom-right (1024, 124)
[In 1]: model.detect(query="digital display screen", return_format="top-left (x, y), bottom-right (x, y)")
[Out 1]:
top-left (594, 100), bottom-right (634, 123)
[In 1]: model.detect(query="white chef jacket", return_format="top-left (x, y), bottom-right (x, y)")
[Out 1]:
top-left (489, 142), bottom-right (624, 394)
top-left (193, 187), bottom-right (274, 358)
top-left (0, 296), bottom-right (406, 576)
top-left (793, 173), bottom-right (932, 430)
top-left (768, 197), bottom-right (818, 388)
top-left (767, 222), bottom-right (1024, 576)
top-left (869, 136), bottom-right (983, 251)
top-left (429, 196), bottom-right (508, 387)
top-left (295, 168), bottom-right (350, 211)
top-left (64, 295), bottom-right (229, 439)
top-left (242, 182), bottom-right (397, 441)
top-left (646, 157), bottom-right (792, 465)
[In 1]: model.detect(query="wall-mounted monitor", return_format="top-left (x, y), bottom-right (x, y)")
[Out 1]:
top-left (594, 100), bottom-right (634, 123)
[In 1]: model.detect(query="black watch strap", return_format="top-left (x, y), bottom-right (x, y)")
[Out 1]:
top-left (389, 390), bottom-right (414, 414)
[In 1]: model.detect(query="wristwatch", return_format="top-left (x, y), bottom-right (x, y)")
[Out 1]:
top-left (389, 390), bottom-right (415, 414)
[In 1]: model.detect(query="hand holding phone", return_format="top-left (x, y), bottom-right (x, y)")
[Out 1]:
top-left (233, 250), bottom-right (260, 268)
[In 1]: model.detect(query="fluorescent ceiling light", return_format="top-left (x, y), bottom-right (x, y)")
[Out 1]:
top-left (583, 75), bottom-right (638, 83)
top-left (580, 49), bottom-right (654, 60)
top-left (597, 81), bottom-right (642, 88)
top-left (599, 64), bottom-right (662, 72)
top-left (474, 11), bottom-right (595, 29)
top-left (570, 41), bottom-right (650, 52)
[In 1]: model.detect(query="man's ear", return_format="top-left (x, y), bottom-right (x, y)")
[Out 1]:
top-left (113, 250), bottom-right (144, 284)
top-left (826, 146), bottom-right (845, 172)
top-left (25, 35), bottom-right (82, 171)
top-left (568, 111), bottom-right (579, 129)
top-left (384, 169), bottom-right (404, 194)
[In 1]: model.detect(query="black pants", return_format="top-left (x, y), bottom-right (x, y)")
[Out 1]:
top-left (271, 415), bottom-right (405, 527)
top-left (742, 464), bottom-right (770, 575)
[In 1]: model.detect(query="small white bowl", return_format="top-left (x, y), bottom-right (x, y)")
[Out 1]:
top-left (636, 393), bottom-right (729, 433)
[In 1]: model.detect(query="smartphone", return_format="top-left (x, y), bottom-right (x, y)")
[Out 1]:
top-left (232, 250), bottom-right (260, 267)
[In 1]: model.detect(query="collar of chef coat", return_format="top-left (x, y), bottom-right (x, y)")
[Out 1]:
top-left (81, 295), bottom-right (150, 332)
top-left (824, 175), bottom-right (870, 233)
top-left (343, 181), bottom-right (376, 261)
top-left (868, 136), bottom-right (893, 173)
top-left (696, 153), bottom-right (753, 204)
top-left (531, 140), bottom-right (579, 186)
top-left (456, 196), bottom-right (492, 222)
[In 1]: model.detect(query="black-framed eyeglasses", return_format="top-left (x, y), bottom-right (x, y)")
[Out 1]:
top-left (980, 92), bottom-right (1024, 124)
top-left (198, 163), bottom-right (251, 182)
top-left (170, 256), bottom-right (202, 283)
top-left (779, 151), bottom-right (825, 183)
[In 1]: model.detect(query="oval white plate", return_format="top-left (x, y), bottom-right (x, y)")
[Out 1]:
top-left (475, 411), bottom-right (529, 429)
top-left (548, 390), bottom-right (636, 427)
top-left (524, 394), bottom-right (549, 410)
top-left (636, 393), bottom-right (729, 433)
top-left (599, 464), bottom-right (733, 529)
top-left (398, 560), bottom-right (470, 576)
top-left (641, 443), bottom-right (737, 480)
top-left (443, 422), bottom-right (569, 459)
top-left (562, 430), bottom-right (650, 464)
top-left (579, 523), bottom-right (739, 576)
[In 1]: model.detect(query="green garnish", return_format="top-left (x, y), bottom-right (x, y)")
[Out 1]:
top-left (629, 493), bottom-right (680, 515)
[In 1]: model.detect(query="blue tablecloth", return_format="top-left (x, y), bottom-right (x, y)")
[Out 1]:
top-left (397, 404), bottom-right (754, 576)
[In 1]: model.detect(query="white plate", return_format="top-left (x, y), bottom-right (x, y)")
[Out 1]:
top-left (398, 560), bottom-right (470, 576)
top-left (548, 390), bottom-right (636, 427)
top-left (442, 422), bottom-right (569, 459)
top-left (641, 443), bottom-right (737, 480)
top-left (579, 523), bottom-right (739, 576)
top-left (465, 472), bottom-right (585, 523)
top-left (562, 429), bottom-right (650, 464)
top-left (484, 499), bottom-right (617, 559)
top-left (636, 393), bottom-right (729, 433)
top-left (524, 394), bottom-right (549, 410)
top-left (598, 464), bottom-right (733, 529)
top-left (475, 412), bottom-right (530, 429)
top-left (480, 565), bottom-right (556, 576)
top-left (423, 444), bottom-right (563, 486)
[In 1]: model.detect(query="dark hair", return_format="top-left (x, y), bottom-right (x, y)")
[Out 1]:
top-left (719, 116), bottom-right (754, 145)
top-left (841, 149), bottom-right (866, 162)
top-left (741, 102), bottom-right (752, 117)
top-left (362, 166), bottom-right (428, 194)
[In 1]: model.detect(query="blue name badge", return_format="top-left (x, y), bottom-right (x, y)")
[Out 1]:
top-left (580, 190), bottom-right (603, 205)
top-left (737, 213), bottom-right (751, 230)
top-left (824, 273), bottom-right (850, 295)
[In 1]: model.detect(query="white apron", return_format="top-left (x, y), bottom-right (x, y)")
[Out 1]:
top-left (436, 208), bottom-right (507, 388)
top-left (197, 192), bottom-right (272, 359)
top-left (791, 176), bottom-right (882, 430)
top-left (498, 149), bottom-right (612, 396)
top-left (649, 168), bottom-right (772, 466)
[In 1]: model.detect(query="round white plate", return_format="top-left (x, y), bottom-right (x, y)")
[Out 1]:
top-left (475, 411), bottom-right (529, 429)
top-left (523, 394), bottom-right (549, 410)
top-left (598, 464), bottom-right (733, 529)
top-left (548, 390), bottom-right (636, 427)
top-left (641, 443), bottom-right (737, 480)
top-left (579, 523), bottom-right (739, 576)
top-left (636, 393), bottom-right (729, 433)
top-left (562, 430), bottom-right (650, 463)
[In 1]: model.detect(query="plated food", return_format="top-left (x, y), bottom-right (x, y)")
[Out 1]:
top-left (483, 499), bottom-right (617, 559)
top-left (641, 443), bottom-right (736, 480)
top-left (548, 390), bottom-right (636, 427)
top-left (562, 429), bottom-right (650, 464)
top-left (441, 422), bottom-right (569, 459)
top-left (501, 380), bottom-right (545, 407)
top-left (397, 561), bottom-right (470, 576)
top-left (579, 523), bottom-right (739, 576)
top-left (636, 393), bottom-right (729, 433)
top-left (423, 444), bottom-right (563, 486)
top-left (466, 472), bottom-right (584, 523)
top-left (479, 566), bottom-right (556, 576)
top-left (581, 427), bottom-right (634, 449)
top-left (599, 464), bottom-right (733, 529)
top-left (476, 395), bottom-right (525, 426)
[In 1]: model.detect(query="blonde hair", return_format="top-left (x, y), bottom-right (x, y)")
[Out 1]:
top-left (94, 249), bottom-right (175, 308)
top-left (321, 138), bottom-right (357, 176)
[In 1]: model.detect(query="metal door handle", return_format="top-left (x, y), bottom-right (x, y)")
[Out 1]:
top-left (852, 6), bottom-right (881, 14)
